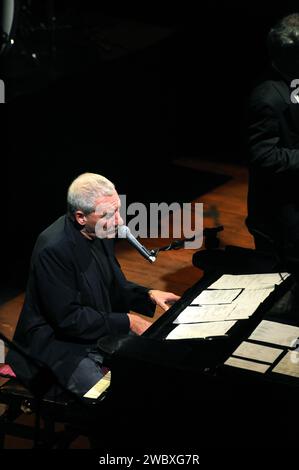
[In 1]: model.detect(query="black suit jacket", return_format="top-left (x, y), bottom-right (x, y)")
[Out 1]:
top-left (247, 72), bottom-right (299, 254)
top-left (7, 216), bottom-right (155, 394)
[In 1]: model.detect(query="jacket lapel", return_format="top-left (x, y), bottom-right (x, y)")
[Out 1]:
top-left (64, 216), bottom-right (105, 310)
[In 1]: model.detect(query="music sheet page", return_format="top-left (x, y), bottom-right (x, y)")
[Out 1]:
top-left (272, 351), bottom-right (299, 378)
top-left (166, 320), bottom-right (236, 340)
top-left (231, 341), bottom-right (283, 363)
top-left (231, 288), bottom-right (274, 317)
top-left (174, 304), bottom-right (243, 323)
top-left (208, 273), bottom-right (289, 290)
top-left (191, 289), bottom-right (242, 305)
top-left (224, 356), bottom-right (270, 373)
top-left (175, 288), bottom-right (273, 324)
top-left (249, 320), bottom-right (299, 347)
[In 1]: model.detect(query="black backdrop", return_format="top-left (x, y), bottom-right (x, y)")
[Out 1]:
top-left (2, 2), bottom-right (299, 287)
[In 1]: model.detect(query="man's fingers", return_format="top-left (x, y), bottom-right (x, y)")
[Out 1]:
top-left (169, 294), bottom-right (181, 301)
top-left (158, 301), bottom-right (170, 311)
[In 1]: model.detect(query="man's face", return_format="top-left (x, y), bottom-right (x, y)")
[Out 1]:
top-left (78, 190), bottom-right (123, 238)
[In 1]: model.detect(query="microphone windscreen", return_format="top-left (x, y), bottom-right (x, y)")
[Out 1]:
top-left (117, 225), bottom-right (130, 238)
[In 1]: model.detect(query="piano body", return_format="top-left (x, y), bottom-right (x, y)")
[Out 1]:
top-left (93, 249), bottom-right (299, 450)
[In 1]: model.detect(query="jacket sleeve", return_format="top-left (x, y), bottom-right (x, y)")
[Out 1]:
top-left (110, 256), bottom-right (156, 317)
top-left (34, 246), bottom-right (130, 342)
top-left (248, 98), bottom-right (299, 174)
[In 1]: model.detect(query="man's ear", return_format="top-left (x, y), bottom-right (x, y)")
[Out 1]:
top-left (74, 211), bottom-right (86, 226)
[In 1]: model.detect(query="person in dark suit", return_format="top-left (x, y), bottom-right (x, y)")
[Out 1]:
top-left (7, 173), bottom-right (180, 397)
top-left (246, 13), bottom-right (299, 261)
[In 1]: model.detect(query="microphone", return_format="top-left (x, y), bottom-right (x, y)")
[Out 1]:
top-left (118, 225), bottom-right (156, 263)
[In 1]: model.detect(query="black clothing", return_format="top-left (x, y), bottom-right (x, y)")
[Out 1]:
top-left (7, 215), bottom-right (155, 396)
top-left (246, 70), bottom-right (299, 259)
top-left (90, 238), bottom-right (114, 291)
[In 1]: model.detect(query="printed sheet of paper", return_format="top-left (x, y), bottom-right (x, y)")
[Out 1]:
top-left (232, 341), bottom-right (283, 364)
top-left (231, 288), bottom-right (274, 318)
top-left (272, 351), bottom-right (299, 378)
top-left (209, 273), bottom-right (289, 290)
top-left (83, 371), bottom-right (111, 399)
top-left (181, 287), bottom-right (273, 323)
top-left (224, 356), bottom-right (270, 373)
top-left (166, 320), bottom-right (236, 340)
top-left (191, 289), bottom-right (242, 305)
top-left (174, 304), bottom-right (245, 324)
top-left (248, 320), bottom-right (299, 348)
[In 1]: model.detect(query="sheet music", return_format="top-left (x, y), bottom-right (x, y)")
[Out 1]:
top-left (232, 341), bottom-right (283, 364)
top-left (272, 351), bottom-right (299, 378)
top-left (174, 304), bottom-right (246, 324)
top-left (224, 356), bottom-right (270, 373)
top-left (166, 320), bottom-right (236, 340)
top-left (248, 320), bottom-right (299, 347)
top-left (191, 288), bottom-right (242, 305)
top-left (83, 371), bottom-right (111, 399)
top-left (209, 273), bottom-right (289, 290)
top-left (232, 287), bottom-right (274, 317)
top-left (176, 287), bottom-right (274, 324)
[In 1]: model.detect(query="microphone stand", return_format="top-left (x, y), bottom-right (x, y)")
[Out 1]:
top-left (150, 235), bottom-right (196, 258)
top-left (149, 226), bottom-right (224, 259)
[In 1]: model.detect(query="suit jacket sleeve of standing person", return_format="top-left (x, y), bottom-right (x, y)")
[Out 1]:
top-left (247, 79), bottom-right (299, 243)
top-left (7, 215), bottom-right (155, 394)
top-left (248, 80), bottom-right (299, 173)
top-left (249, 80), bottom-right (299, 174)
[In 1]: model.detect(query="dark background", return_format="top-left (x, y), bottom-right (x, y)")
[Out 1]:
top-left (1, 1), bottom-right (299, 288)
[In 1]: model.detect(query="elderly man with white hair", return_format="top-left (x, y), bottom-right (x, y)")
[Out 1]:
top-left (7, 173), bottom-right (180, 397)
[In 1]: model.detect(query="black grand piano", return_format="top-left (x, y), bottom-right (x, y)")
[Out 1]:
top-left (92, 246), bottom-right (299, 451)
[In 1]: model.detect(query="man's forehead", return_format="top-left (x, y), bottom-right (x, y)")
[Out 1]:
top-left (95, 192), bottom-right (120, 211)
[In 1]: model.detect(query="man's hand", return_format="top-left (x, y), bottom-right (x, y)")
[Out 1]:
top-left (148, 290), bottom-right (181, 311)
top-left (127, 313), bottom-right (152, 335)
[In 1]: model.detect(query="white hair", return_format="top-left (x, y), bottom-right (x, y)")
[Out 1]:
top-left (67, 172), bottom-right (115, 218)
